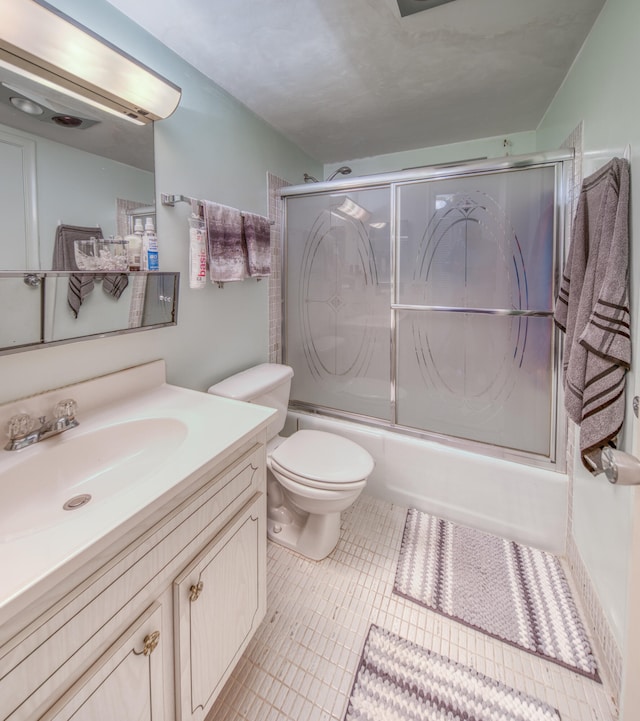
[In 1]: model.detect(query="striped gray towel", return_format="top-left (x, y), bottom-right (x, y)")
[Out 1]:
top-left (243, 212), bottom-right (271, 277)
top-left (102, 273), bottom-right (129, 299)
top-left (554, 157), bottom-right (631, 471)
top-left (52, 224), bottom-right (102, 318)
top-left (67, 273), bottom-right (95, 318)
top-left (52, 224), bottom-right (128, 313)
top-left (52, 224), bottom-right (102, 271)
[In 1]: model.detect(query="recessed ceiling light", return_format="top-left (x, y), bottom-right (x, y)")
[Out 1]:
top-left (9, 95), bottom-right (44, 115)
top-left (396, 0), bottom-right (457, 18)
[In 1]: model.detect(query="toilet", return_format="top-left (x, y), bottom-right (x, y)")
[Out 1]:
top-left (208, 363), bottom-right (374, 560)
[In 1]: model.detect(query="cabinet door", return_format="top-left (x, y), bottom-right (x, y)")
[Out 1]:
top-left (39, 604), bottom-right (164, 721)
top-left (174, 494), bottom-right (266, 721)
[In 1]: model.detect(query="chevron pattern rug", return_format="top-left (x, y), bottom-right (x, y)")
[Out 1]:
top-left (394, 509), bottom-right (599, 681)
top-left (345, 625), bottom-right (561, 721)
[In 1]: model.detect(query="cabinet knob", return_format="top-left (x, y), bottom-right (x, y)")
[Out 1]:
top-left (189, 581), bottom-right (204, 602)
top-left (142, 630), bottom-right (160, 656)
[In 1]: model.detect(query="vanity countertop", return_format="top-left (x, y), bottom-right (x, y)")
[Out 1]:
top-left (0, 362), bottom-right (274, 630)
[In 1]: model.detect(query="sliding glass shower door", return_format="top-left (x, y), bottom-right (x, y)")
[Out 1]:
top-left (285, 187), bottom-right (392, 420)
top-left (283, 157), bottom-right (563, 462)
top-left (395, 167), bottom-right (556, 456)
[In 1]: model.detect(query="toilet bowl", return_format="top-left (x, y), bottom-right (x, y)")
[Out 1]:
top-left (208, 364), bottom-right (374, 560)
top-left (266, 430), bottom-right (372, 559)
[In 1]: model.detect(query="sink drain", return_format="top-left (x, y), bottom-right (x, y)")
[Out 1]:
top-left (63, 494), bottom-right (92, 511)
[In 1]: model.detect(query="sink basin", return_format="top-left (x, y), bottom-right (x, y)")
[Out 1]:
top-left (0, 418), bottom-right (188, 542)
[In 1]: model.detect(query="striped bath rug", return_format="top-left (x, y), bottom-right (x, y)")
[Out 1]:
top-left (345, 625), bottom-right (560, 721)
top-left (394, 509), bottom-right (599, 681)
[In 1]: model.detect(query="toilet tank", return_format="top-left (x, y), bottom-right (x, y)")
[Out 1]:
top-left (207, 363), bottom-right (294, 439)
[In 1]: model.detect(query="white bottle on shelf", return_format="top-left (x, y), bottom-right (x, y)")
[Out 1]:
top-left (126, 218), bottom-right (144, 271)
top-left (142, 217), bottom-right (159, 271)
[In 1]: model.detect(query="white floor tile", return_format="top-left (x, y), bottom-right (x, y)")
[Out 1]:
top-left (207, 494), bottom-right (617, 721)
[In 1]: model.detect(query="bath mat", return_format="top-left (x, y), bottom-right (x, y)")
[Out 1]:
top-left (394, 509), bottom-right (599, 681)
top-left (345, 625), bottom-right (561, 721)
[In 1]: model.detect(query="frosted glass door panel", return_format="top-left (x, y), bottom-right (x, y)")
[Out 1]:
top-left (396, 311), bottom-right (553, 455)
top-left (394, 166), bottom-right (556, 456)
top-left (285, 189), bottom-right (391, 419)
top-left (397, 167), bottom-right (556, 312)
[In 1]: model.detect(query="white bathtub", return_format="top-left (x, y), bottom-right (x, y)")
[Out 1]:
top-left (287, 411), bottom-right (568, 554)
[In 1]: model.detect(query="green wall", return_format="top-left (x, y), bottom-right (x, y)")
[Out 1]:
top-left (537, 0), bottom-right (638, 649)
top-left (0, 0), bottom-right (321, 403)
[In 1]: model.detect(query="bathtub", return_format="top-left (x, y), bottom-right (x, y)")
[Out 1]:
top-left (287, 411), bottom-right (568, 554)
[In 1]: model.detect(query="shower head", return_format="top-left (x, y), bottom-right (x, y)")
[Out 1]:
top-left (303, 173), bottom-right (319, 183)
top-left (326, 166), bottom-right (352, 181)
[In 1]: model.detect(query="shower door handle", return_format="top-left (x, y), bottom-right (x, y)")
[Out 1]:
top-left (390, 304), bottom-right (553, 317)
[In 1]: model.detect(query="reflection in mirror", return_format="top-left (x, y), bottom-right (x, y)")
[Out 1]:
top-left (0, 273), bottom-right (43, 349)
top-left (0, 64), bottom-right (154, 271)
top-left (0, 272), bottom-right (179, 355)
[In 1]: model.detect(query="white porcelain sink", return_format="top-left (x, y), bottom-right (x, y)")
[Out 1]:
top-left (0, 361), bottom-right (276, 628)
top-left (0, 417), bottom-right (188, 542)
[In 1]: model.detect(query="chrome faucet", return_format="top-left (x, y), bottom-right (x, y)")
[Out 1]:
top-left (5, 399), bottom-right (79, 451)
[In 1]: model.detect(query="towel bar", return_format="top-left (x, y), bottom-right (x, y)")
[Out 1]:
top-left (160, 193), bottom-right (275, 224)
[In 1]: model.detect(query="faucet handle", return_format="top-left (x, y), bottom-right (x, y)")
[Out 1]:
top-left (7, 413), bottom-right (35, 440)
top-left (54, 399), bottom-right (78, 421)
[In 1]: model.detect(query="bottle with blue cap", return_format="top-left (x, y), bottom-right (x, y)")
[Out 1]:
top-left (142, 217), bottom-right (158, 271)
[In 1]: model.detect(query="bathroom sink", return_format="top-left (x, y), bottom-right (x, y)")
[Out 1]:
top-left (0, 417), bottom-right (188, 542)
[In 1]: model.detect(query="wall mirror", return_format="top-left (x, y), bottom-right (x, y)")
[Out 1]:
top-left (0, 271), bottom-right (179, 355)
top-left (0, 0), bottom-right (183, 353)
top-left (0, 63), bottom-right (155, 270)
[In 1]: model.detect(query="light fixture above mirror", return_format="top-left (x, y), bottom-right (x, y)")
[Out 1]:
top-left (0, 0), bottom-right (181, 125)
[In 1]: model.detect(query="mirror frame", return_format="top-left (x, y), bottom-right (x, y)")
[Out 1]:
top-left (0, 270), bottom-right (179, 356)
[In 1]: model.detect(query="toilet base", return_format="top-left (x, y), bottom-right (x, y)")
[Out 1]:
top-left (267, 510), bottom-right (341, 561)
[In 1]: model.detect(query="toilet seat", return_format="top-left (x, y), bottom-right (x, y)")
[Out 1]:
top-left (269, 457), bottom-right (368, 492)
top-left (269, 429), bottom-right (374, 491)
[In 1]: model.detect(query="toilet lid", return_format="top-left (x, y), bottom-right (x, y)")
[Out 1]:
top-left (270, 430), bottom-right (374, 484)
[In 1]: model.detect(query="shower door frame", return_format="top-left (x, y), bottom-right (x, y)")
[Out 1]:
top-left (280, 150), bottom-right (574, 471)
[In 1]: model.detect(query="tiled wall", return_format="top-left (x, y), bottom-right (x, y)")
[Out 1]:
top-left (561, 123), bottom-right (623, 711)
top-left (267, 173), bottom-right (290, 363)
top-left (561, 121), bottom-right (583, 543)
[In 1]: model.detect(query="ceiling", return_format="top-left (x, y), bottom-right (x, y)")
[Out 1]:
top-left (105, 0), bottom-right (606, 163)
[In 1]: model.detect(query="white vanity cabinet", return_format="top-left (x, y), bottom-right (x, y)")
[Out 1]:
top-left (39, 603), bottom-right (166, 721)
top-left (174, 495), bottom-right (266, 721)
top-left (0, 435), bottom-right (267, 721)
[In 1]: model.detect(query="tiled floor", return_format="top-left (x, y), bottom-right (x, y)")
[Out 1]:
top-left (209, 494), bottom-right (616, 721)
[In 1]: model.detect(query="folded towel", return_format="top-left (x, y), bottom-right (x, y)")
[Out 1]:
top-left (203, 201), bottom-right (246, 283)
top-left (53, 224), bottom-right (102, 317)
top-left (52, 224), bottom-right (103, 271)
top-left (52, 224), bottom-right (128, 310)
top-left (102, 273), bottom-right (129, 299)
top-left (554, 157), bottom-right (631, 471)
top-left (67, 273), bottom-right (95, 318)
top-left (189, 199), bottom-right (207, 289)
top-left (243, 212), bottom-right (271, 277)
